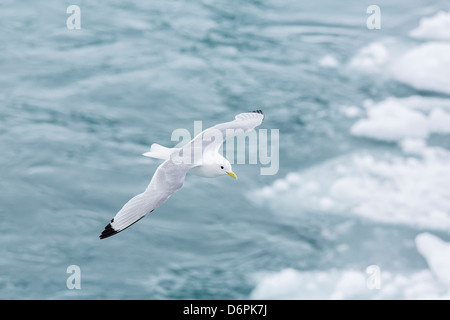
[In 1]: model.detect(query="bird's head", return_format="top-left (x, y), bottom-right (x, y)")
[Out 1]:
top-left (217, 159), bottom-right (237, 179)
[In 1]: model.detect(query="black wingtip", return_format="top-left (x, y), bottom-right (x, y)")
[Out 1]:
top-left (99, 223), bottom-right (119, 239)
top-left (250, 109), bottom-right (264, 120)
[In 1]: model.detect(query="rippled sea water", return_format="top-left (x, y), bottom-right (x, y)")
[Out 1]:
top-left (1, 0), bottom-right (450, 299)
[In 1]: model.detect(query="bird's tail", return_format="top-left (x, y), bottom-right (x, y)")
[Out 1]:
top-left (142, 143), bottom-right (179, 160)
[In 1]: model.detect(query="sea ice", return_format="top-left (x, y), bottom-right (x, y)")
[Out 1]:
top-left (410, 11), bottom-right (450, 41)
top-left (392, 43), bottom-right (450, 95)
top-left (350, 96), bottom-right (450, 143)
top-left (251, 233), bottom-right (450, 299)
top-left (348, 42), bottom-right (388, 72)
top-left (318, 55), bottom-right (339, 68)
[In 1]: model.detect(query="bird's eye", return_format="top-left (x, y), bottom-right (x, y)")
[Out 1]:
top-left (221, 166), bottom-right (224, 169)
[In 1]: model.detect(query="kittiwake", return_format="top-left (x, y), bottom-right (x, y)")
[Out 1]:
top-left (99, 110), bottom-right (264, 239)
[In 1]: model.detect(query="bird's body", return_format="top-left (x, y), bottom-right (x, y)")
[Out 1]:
top-left (99, 110), bottom-right (264, 239)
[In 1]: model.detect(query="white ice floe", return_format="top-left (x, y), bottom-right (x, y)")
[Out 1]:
top-left (250, 268), bottom-right (366, 300)
top-left (251, 233), bottom-right (450, 300)
top-left (250, 96), bottom-right (450, 231)
top-left (410, 11), bottom-right (450, 41)
top-left (392, 42), bottom-right (450, 95)
top-left (251, 96), bottom-right (450, 230)
top-left (339, 105), bottom-right (361, 118)
top-left (348, 42), bottom-right (389, 72)
top-left (249, 146), bottom-right (450, 231)
top-left (415, 233), bottom-right (450, 286)
top-left (429, 108), bottom-right (450, 134)
top-left (399, 139), bottom-right (427, 155)
top-left (348, 12), bottom-right (450, 94)
top-left (350, 96), bottom-right (450, 143)
top-left (351, 99), bottom-right (429, 142)
top-left (250, 10), bottom-right (450, 301)
top-left (251, 267), bottom-right (450, 300)
top-left (318, 55), bottom-right (340, 68)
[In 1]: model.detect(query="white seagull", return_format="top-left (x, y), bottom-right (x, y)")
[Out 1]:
top-left (99, 110), bottom-right (264, 239)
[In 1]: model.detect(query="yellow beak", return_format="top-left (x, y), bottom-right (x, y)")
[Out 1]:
top-left (227, 171), bottom-right (237, 179)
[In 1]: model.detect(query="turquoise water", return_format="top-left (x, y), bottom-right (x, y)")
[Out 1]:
top-left (1, 0), bottom-right (450, 299)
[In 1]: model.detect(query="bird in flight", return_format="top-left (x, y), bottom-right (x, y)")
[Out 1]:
top-left (99, 110), bottom-right (264, 239)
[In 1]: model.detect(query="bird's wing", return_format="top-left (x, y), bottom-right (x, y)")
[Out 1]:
top-left (99, 159), bottom-right (191, 239)
top-left (184, 110), bottom-right (265, 160)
